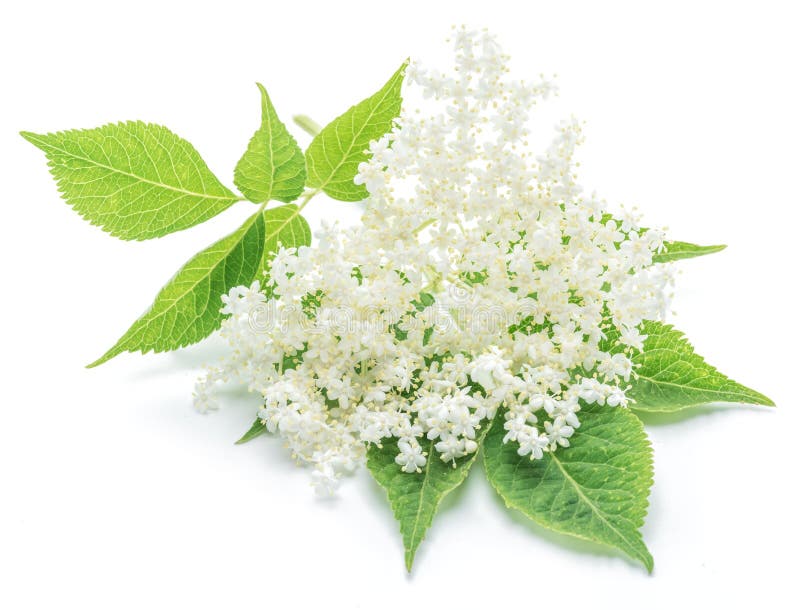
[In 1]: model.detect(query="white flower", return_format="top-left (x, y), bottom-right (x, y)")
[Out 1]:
top-left (195, 29), bottom-right (672, 493)
top-left (577, 378), bottom-right (607, 404)
top-left (469, 349), bottom-right (512, 392)
top-left (619, 325), bottom-right (647, 351)
top-left (606, 387), bottom-right (629, 407)
top-left (517, 430), bottom-right (550, 460)
top-left (395, 440), bottom-right (427, 473)
top-left (598, 353), bottom-right (634, 382)
top-left (192, 377), bottom-right (219, 413)
top-left (311, 462), bottom-right (338, 497)
top-left (435, 435), bottom-right (465, 462)
top-left (545, 417), bottom-right (575, 449)
top-left (220, 281), bottom-right (265, 316)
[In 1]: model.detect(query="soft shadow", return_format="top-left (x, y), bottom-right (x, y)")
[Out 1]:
top-left (213, 382), bottom-right (258, 403)
top-left (635, 403), bottom-right (775, 426)
top-left (168, 340), bottom-right (229, 368)
top-left (123, 338), bottom-right (229, 381)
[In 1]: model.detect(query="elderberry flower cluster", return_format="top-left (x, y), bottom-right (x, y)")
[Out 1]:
top-left (195, 28), bottom-right (674, 495)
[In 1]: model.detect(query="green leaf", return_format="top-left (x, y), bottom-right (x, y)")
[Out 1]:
top-left (234, 84), bottom-right (306, 204)
top-left (484, 404), bottom-right (655, 572)
top-left (258, 204), bottom-right (312, 275)
top-left (88, 211), bottom-right (266, 367)
top-left (235, 419), bottom-right (267, 445)
top-left (653, 241), bottom-right (726, 263)
top-left (366, 421), bottom-right (490, 571)
top-left (625, 321), bottom-right (775, 412)
top-left (21, 122), bottom-right (239, 240)
top-left (305, 62), bottom-right (407, 201)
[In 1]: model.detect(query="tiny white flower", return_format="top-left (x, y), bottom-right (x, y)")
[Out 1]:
top-left (395, 440), bottom-right (427, 473)
top-left (194, 29), bottom-right (673, 493)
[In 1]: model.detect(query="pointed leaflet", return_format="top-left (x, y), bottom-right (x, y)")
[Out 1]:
top-left (234, 84), bottom-right (306, 204)
top-left (88, 211), bottom-right (266, 367)
top-left (367, 422), bottom-right (491, 571)
top-left (653, 241), bottom-right (727, 263)
top-left (622, 321), bottom-right (774, 412)
top-left (484, 404), bottom-right (655, 572)
top-left (236, 419), bottom-right (268, 445)
top-left (21, 122), bottom-right (239, 240)
top-left (305, 62), bottom-right (407, 201)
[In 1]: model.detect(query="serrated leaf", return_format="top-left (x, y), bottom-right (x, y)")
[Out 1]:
top-left (235, 419), bottom-right (267, 445)
top-left (21, 122), bottom-right (240, 240)
top-left (366, 422), bottom-right (490, 571)
top-left (88, 211), bottom-right (266, 367)
top-left (653, 241), bottom-right (726, 263)
top-left (305, 62), bottom-right (407, 201)
top-left (258, 204), bottom-right (312, 275)
top-left (624, 321), bottom-right (775, 412)
top-left (234, 84), bottom-right (305, 204)
top-left (484, 403), bottom-right (654, 572)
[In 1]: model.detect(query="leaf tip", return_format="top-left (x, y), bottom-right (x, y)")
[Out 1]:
top-left (631, 536), bottom-right (655, 573)
top-left (86, 349), bottom-right (116, 369)
top-left (397, 59), bottom-right (410, 80)
top-left (759, 394), bottom-right (777, 408)
top-left (404, 551), bottom-right (416, 573)
top-left (644, 552), bottom-right (655, 574)
top-left (19, 130), bottom-right (42, 146)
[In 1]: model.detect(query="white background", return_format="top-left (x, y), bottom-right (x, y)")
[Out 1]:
top-left (1, 1), bottom-right (798, 608)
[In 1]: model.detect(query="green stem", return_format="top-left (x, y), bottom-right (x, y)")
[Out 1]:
top-left (293, 115), bottom-right (322, 137)
top-left (296, 188), bottom-right (321, 212)
top-left (412, 217), bottom-right (438, 235)
top-left (446, 273), bottom-right (473, 291)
